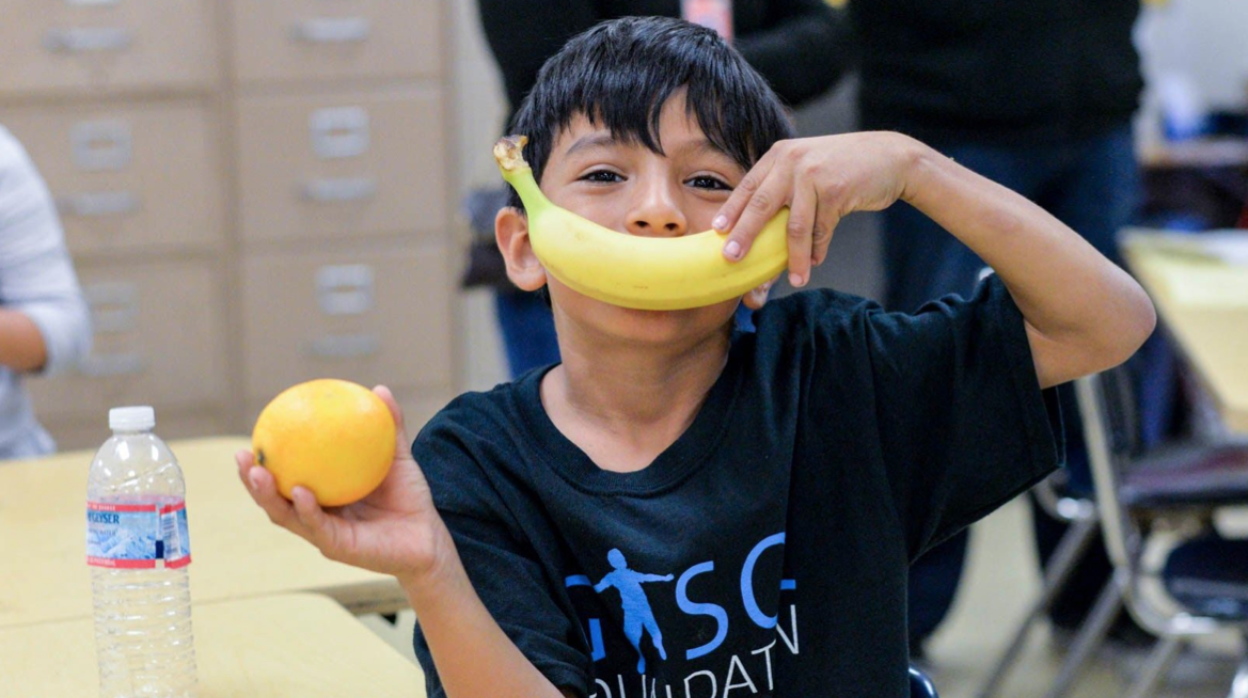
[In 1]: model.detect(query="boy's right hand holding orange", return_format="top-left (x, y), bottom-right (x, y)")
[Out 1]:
top-left (234, 385), bottom-right (455, 588)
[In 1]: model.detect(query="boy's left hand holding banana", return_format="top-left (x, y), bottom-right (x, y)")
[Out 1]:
top-left (715, 132), bottom-right (1156, 390)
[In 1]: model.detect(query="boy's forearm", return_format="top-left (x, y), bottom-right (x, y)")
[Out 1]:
top-left (899, 140), bottom-right (1155, 384)
top-left (402, 553), bottom-right (569, 698)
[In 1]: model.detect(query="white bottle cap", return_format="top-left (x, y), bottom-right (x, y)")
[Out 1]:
top-left (109, 406), bottom-right (155, 431)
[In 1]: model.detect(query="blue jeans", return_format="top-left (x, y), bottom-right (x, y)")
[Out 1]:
top-left (886, 125), bottom-right (1174, 644)
top-left (494, 291), bottom-right (757, 379)
top-left (495, 290), bottom-right (561, 378)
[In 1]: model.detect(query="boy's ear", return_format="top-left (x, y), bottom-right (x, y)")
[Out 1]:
top-left (741, 275), bottom-right (778, 311)
top-left (495, 207), bottom-right (548, 292)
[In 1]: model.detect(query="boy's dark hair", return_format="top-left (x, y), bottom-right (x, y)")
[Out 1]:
top-left (505, 16), bottom-right (796, 212)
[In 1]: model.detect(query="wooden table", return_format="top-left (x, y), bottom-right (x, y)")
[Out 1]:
top-left (0, 593), bottom-right (426, 697)
top-left (1122, 229), bottom-right (1248, 433)
top-left (0, 437), bottom-right (406, 629)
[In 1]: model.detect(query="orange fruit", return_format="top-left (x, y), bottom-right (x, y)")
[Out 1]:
top-left (252, 379), bottom-right (396, 507)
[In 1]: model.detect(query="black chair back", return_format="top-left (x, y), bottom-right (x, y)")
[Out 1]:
top-left (909, 666), bottom-right (939, 698)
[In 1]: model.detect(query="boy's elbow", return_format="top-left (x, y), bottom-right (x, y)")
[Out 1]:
top-left (1092, 284), bottom-right (1157, 373)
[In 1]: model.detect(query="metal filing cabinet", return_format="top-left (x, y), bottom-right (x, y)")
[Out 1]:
top-left (2, 0), bottom-right (456, 450)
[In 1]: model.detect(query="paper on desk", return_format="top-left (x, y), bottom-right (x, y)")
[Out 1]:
top-left (1130, 230), bottom-right (1248, 266)
top-left (1155, 259), bottom-right (1248, 307)
top-left (1194, 231), bottom-right (1248, 265)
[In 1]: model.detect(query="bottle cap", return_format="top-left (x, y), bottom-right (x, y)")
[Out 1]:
top-left (109, 406), bottom-right (155, 431)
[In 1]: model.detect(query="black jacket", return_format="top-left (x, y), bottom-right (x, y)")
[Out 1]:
top-left (852, 0), bottom-right (1143, 144)
top-left (476, 0), bottom-right (854, 130)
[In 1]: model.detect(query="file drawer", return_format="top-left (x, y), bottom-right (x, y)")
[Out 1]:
top-left (235, 86), bottom-right (448, 244)
top-left (0, 102), bottom-right (224, 255)
top-left (230, 0), bottom-right (442, 84)
top-left (0, 0), bottom-right (217, 97)
top-left (26, 260), bottom-right (227, 419)
top-left (41, 409), bottom-right (227, 452)
top-left (240, 242), bottom-right (453, 402)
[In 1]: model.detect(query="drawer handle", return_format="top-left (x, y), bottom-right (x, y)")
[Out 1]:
top-left (44, 27), bottom-right (134, 53)
top-left (309, 106), bottom-right (370, 159)
top-left (72, 121), bottom-right (133, 171)
top-left (291, 17), bottom-right (372, 44)
top-left (83, 282), bottom-right (139, 333)
top-left (79, 352), bottom-right (146, 378)
top-left (56, 191), bottom-right (140, 218)
top-left (301, 177), bottom-right (377, 203)
top-left (304, 333), bottom-right (381, 360)
top-left (317, 265), bottom-right (375, 315)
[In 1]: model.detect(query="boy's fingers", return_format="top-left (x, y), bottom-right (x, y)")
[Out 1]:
top-left (723, 166), bottom-right (791, 262)
top-left (235, 449), bottom-right (255, 488)
top-left (811, 206), bottom-right (841, 267)
top-left (243, 464), bottom-right (307, 536)
top-left (291, 486), bottom-right (344, 560)
top-left (372, 385), bottom-right (411, 458)
top-left (714, 152), bottom-right (775, 236)
top-left (785, 182), bottom-right (818, 288)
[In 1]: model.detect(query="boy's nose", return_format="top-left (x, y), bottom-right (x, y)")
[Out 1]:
top-left (627, 185), bottom-right (687, 238)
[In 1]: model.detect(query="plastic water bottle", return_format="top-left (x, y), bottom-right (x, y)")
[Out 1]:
top-left (87, 406), bottom-right (198, 698)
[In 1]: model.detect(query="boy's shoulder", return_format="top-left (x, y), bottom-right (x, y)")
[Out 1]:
top-left (417, 374), bottom-right (531, 444)
top-left (751, 286), bottom-right (886, 341)
top-left (410, 374), bottom-right (544, 508)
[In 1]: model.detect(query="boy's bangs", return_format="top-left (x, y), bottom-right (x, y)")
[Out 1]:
top-left (508, 17), bottom-right (795, 206)
top-left (559, 63), bottom-right (770, 173)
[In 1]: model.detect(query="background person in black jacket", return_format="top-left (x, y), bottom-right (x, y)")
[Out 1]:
top-left (466, 0), bottom-right (854, 378)
top-left (850, 0), bottom-right (1166, 658)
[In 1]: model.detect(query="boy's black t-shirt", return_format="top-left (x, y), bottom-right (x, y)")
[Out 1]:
top-left (411, 276), bottom-right (1063, 698)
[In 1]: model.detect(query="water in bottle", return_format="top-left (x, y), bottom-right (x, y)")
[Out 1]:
top-left (86, 406), bottom-right (198, 698)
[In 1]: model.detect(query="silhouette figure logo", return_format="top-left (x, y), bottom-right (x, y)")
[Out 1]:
top-left (594, 548), bottom-right (675, 674)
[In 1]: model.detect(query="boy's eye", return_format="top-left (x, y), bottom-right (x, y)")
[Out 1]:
top-left (687, 175), bottom-right (730, 191)
top-left (581, 170), bottom-right (623, 184)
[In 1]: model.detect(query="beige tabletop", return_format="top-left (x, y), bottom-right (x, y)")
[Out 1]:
top-left (0, 593), bottom-right (425, 697)
top-left (0, 437), bottom-right (406, 629)
top-left (1122, 229), bottom-right (1248, 433)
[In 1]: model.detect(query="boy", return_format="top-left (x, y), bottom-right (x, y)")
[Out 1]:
top-left (236, 17), bottom-right (1155, 698)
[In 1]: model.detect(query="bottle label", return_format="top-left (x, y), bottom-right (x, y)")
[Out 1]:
top-left (87, 500), bottom-right (192, 569)
top-left (160, 501), bottom-right (192, 569)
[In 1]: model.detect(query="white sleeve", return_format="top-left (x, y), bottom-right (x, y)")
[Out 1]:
top-left (0, 125), bottom-right (92, 375)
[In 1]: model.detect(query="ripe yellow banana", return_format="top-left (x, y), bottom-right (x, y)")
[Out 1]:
top-left (493, 135), bottom-right (789, 311)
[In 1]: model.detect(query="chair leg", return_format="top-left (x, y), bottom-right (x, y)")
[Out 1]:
top-left (1229, 640), bottom-right (1248, 698)
top-left (1040, 577), bottom-right (1125, 698)
top-left (974, 517), bottom-right (1101, 698)
top-left (1124, 635), bottom-right (1184, 698)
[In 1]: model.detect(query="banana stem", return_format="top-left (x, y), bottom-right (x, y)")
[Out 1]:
top-left (493, 135), bottom-right (549, 211)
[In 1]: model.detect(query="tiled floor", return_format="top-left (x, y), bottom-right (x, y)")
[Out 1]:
top-left (362, 497), bottom-right (1244, 696)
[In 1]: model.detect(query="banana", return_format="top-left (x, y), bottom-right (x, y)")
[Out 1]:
top-left (493, 135), bottom-right (789, 311)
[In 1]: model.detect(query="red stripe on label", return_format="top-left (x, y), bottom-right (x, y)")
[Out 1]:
top-left (159, 501), bottom-right (186, 515)
top-left (88, 556), bottom-right (157, 569)
top-left (88, 502), bottom-right (157, 513)
top-left (165, 555), bottom-right (192, 569)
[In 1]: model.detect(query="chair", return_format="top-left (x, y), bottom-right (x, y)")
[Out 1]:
top-left (910, 666), bottom-right (939, 698)
top-left (974, 471), bottom-right (1101, 698)
top-left (982, 366), bottom-right (1248, 698)
top-left (1077, 367), bottom-right (1248, 698)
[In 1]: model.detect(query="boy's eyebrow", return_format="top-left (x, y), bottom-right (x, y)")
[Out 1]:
top-left (671, 138), bottom-right (730, 159)
top-left (564, 134), bottom-right (730, 161)
top-left (564, 132), bottom-right (619, 157)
